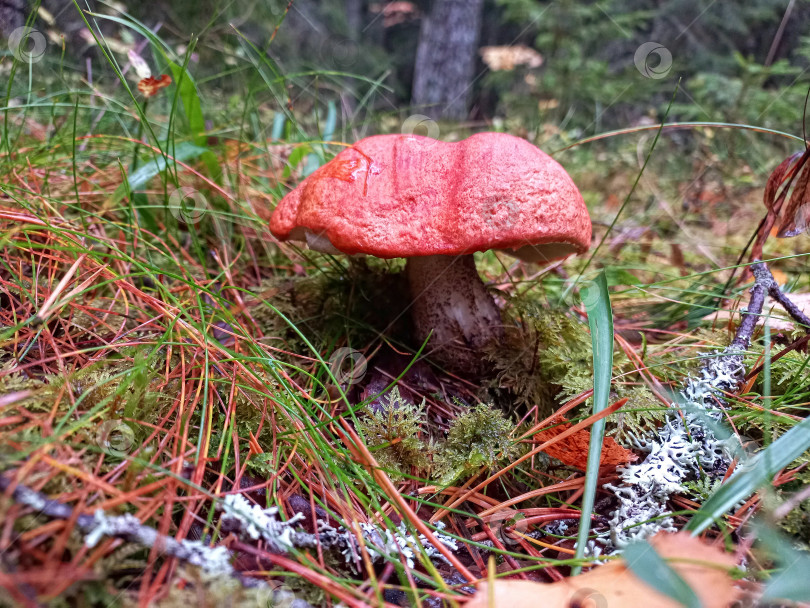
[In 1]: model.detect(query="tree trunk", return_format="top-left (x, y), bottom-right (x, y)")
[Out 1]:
top-left (411, 0), bottom-right (485, 121)
top-left (0, 0), bottom-right (27, 38)
top-left (345, 0), bottom-right (363, 39)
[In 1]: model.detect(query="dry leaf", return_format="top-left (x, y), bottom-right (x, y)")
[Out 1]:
top-left (128, 49), bottom-right (152, 80)
top-left (535, 415), bottom-right (637, 469)
top-left (138, 75), bottom-right (172, 98)
top-left (368, 2), bottom-right (418, 27)
top-left (754, 149), bottom-right (809, 259)
top-left (777, 154), bottom-right (810, 238)
top-left (479, 45), bottom-right (543, 71)
top-left (468, 532), bottom-right (740, 608)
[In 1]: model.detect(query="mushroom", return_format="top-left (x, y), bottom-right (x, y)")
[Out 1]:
top-left (269, 133), bottom-right (591, 376)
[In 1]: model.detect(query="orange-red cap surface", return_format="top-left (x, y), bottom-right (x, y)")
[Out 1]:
top-left (270, 133), bottom-right (591, 262)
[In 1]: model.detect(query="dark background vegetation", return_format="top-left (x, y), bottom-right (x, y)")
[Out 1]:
top-left (4, 0), bottom-right (809, 134)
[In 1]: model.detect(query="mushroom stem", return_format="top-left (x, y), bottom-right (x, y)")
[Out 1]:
top-left (405, 255), bottom-right (504, 376)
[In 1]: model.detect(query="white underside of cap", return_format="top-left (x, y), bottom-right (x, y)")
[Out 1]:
top-left (291, 227), bottom-right (579, 264)
top-left (304, 230), bottom-right (343, 254)
top-left (507, 242), bottom-right (580, 263)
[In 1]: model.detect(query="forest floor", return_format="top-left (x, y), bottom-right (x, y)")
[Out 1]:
top-left (1, 35), bottom-right (810, 607)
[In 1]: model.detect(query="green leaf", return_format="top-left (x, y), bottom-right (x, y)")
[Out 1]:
top-left (271, 113), bottom-right (286, 141)
top-left (167, 60), bottom-right (221, 181)
top-left (322, 100), bottom-right (337, 142)
top-left (167, 61), bottom-right (206, 146)
top-left (623, 540), bottom-right (702, 608)
top-left (573, 270), bottom-right (613, 573)
top-left (283, 144), bottom-right (313, 179)
top-left (686, 413), bottom-right (810, 534)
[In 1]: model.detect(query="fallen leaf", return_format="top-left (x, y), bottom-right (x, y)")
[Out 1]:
top-left (468, 532), bottom-right (741, 608)
top-left (138, 75), bottom-right (172, 98)
top-left (535, 415), bottom-right (636, 469)
top-left (479, 45), bottom-right (543, 71)
top-left (368, 2), bottom-right (418, 27)
top-left (754, 149), bottom-right (809, 259)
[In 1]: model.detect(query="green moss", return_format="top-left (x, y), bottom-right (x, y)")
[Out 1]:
top-left (433, 403), bottom-right (518, 487)
top-left (609, 386), bottom-right (669, 443)
top-left (356, 387), bottom-right (430, 481)
top-left (683, 475), bottom-right (724, 502)
top-left (354, 391), bottom-right (519, 487)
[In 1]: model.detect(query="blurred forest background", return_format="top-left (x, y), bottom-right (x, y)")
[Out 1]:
top-left (3, 0), bottom-right (809, 135)
top-left (3, 0), bottom-right (808, 276)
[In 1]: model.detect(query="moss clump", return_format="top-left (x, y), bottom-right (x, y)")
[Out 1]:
top-left (433, 403), bottom-right (518, 487)
top-left (356, 387), bottom-right (431, 481)
top-left (355, 391), bottom-right (519, 487)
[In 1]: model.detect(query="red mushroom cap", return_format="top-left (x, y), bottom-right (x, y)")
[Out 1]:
top-left (270, 133), bottom-right (591, 263)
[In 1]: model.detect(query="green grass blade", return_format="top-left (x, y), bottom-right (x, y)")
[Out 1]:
top-left (623, 540), bottom-right (702, 608)
top-left (686, 414), bottom-right (810, 534)
top-left (573, 270), bottom-right (613, 573)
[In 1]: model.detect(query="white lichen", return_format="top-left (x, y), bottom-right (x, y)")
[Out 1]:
top-left (219, 493), bottom-right (305, 553)
top-left (603, 346), bottom-right (746, 549)
top-left (354, 521), bottom-right (458, 569)
top-left (219, 494), bottom-right (458, 571)
top-left (83, 509), bottom-right (236, 576)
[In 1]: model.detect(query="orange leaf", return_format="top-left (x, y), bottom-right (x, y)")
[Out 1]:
top-left (468, 532), bottom-right (741, 608)
top-left (137, 74), bottom-right (172, 97)
top-left (534, 415), bottom-right (636, 469)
